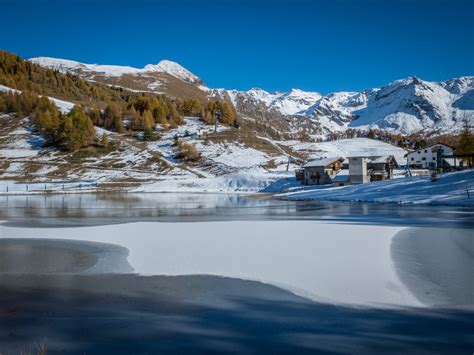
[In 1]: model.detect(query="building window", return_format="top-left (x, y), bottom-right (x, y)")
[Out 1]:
top-left (417, 151), bottom-right (421, 154)
top-left (433, 157), bottom-right (436, 160)
top-left (422, 157), bottom-right (426, 161)
top-left (411, 157), bottom-right (414, 161)
top-left (424, 150), bottom-right (427, 153)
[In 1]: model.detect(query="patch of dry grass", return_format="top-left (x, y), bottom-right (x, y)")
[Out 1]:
top-left (204, 124), bottom-right (282, 157)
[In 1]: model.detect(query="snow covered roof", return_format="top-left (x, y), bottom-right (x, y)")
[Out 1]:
top-left (304, 157), bottom-right (344, 168)
top-left (347, 155), bottom-right (396, 164)
top-left (369, 155), bottom-right (396, 164)
top-left (308, 155), bottom-right (396, 168)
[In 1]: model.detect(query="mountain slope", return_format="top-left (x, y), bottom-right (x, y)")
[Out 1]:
top-left (30, 56), bottom-right (474, 136)
top-left (29, 57), bottom-right (208, 103)
top-left (226, 88), bottom-right (322, 116)
top-left (349, 77), bottom-right (465, 134)
top-left (230, 77), bottom-right (474, 136)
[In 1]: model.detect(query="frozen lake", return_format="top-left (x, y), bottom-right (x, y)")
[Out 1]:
top-left (0, 193), bottom-right (473, 353)
top-left (1, 192), bottom-right (473, 227)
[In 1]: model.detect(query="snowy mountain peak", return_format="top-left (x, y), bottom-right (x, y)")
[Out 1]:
top-left (30, 56), bottom-right (201, 83)
top-left (231, 75), bottom-right (473, 136)
top-left (441, 76), bottom-right (474, 95)
top-left (30, 57), bottom-right (83, 71)
top-left (231, 87), bottom-right (322, 116)
top-left (347, 76), bottom-right (472, 134)
top-left (272, 89), bottom-right (322, 115)
top-left (285, 88), bottom-right (321, 98)
top-left (143, 60), bottom-right (201, 83)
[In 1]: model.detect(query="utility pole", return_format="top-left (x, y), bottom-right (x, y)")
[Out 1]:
top-left (214, 110), bottom-right (221, 133)
top-left (286, 156), bottom-right (293, 172)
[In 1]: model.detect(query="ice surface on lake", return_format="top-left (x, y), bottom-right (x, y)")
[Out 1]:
top-left (1, 220), bottom-right (422, 308)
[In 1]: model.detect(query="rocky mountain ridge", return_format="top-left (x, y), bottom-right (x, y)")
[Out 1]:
top-left (30, 56), bottom-right (474, 137)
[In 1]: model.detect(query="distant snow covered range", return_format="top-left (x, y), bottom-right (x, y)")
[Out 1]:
top-left (30, 57), bottom-right (474, 136)
top-left (224, 77), bottom-right (474, 135)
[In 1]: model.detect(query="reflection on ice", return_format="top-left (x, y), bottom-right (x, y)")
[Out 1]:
top-left (0, 192), bottom-right (473, 228)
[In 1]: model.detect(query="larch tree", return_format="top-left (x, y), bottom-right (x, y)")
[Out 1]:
top-left (103, 103), bottom-right (124, 133)
top-left (61, 106), bottom-right (96, 151)
top-left (457, 119), bottom-right (474, 165)
top-left (142, 109), bottom-right (155, 130)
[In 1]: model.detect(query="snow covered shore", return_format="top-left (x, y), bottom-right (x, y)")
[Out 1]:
top-left (277, 170), bottom-right (474, 206)
top-left (0, 172), bottom-right (290, 195)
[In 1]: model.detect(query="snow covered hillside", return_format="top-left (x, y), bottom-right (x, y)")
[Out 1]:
top-left (0, 108), bottom-right (294, 193)
top-left (278, 170), bottom-right (474, 206)
top-left (0, 102), bottom-right (409, 194)
top-left (282, 138), bottom-right (407, 164)
top-left (29, 56), bottom-right (474, 136)
top-left (30, 57), bottom-right (201, 83)
top-left (2, 54), bottom-right (471, 195)
top-left (29, 57), bottom-right (207, 101)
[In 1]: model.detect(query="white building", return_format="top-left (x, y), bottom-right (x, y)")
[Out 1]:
top-left (346, 155), bottom-right (398, 184)
top-left (348, 157), bottom-right (369, 184)
top-left (406, 143), bottom-right (454, 169)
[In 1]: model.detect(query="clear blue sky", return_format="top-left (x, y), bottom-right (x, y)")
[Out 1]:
top-left (1, 0), bottom-right (473, 93)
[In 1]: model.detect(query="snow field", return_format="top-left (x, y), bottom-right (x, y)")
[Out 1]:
top-left (279, 170), bottom-right (474, 206)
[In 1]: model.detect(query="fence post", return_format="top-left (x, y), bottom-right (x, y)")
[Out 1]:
top-left (26, 185), bottom-right (28, 191)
